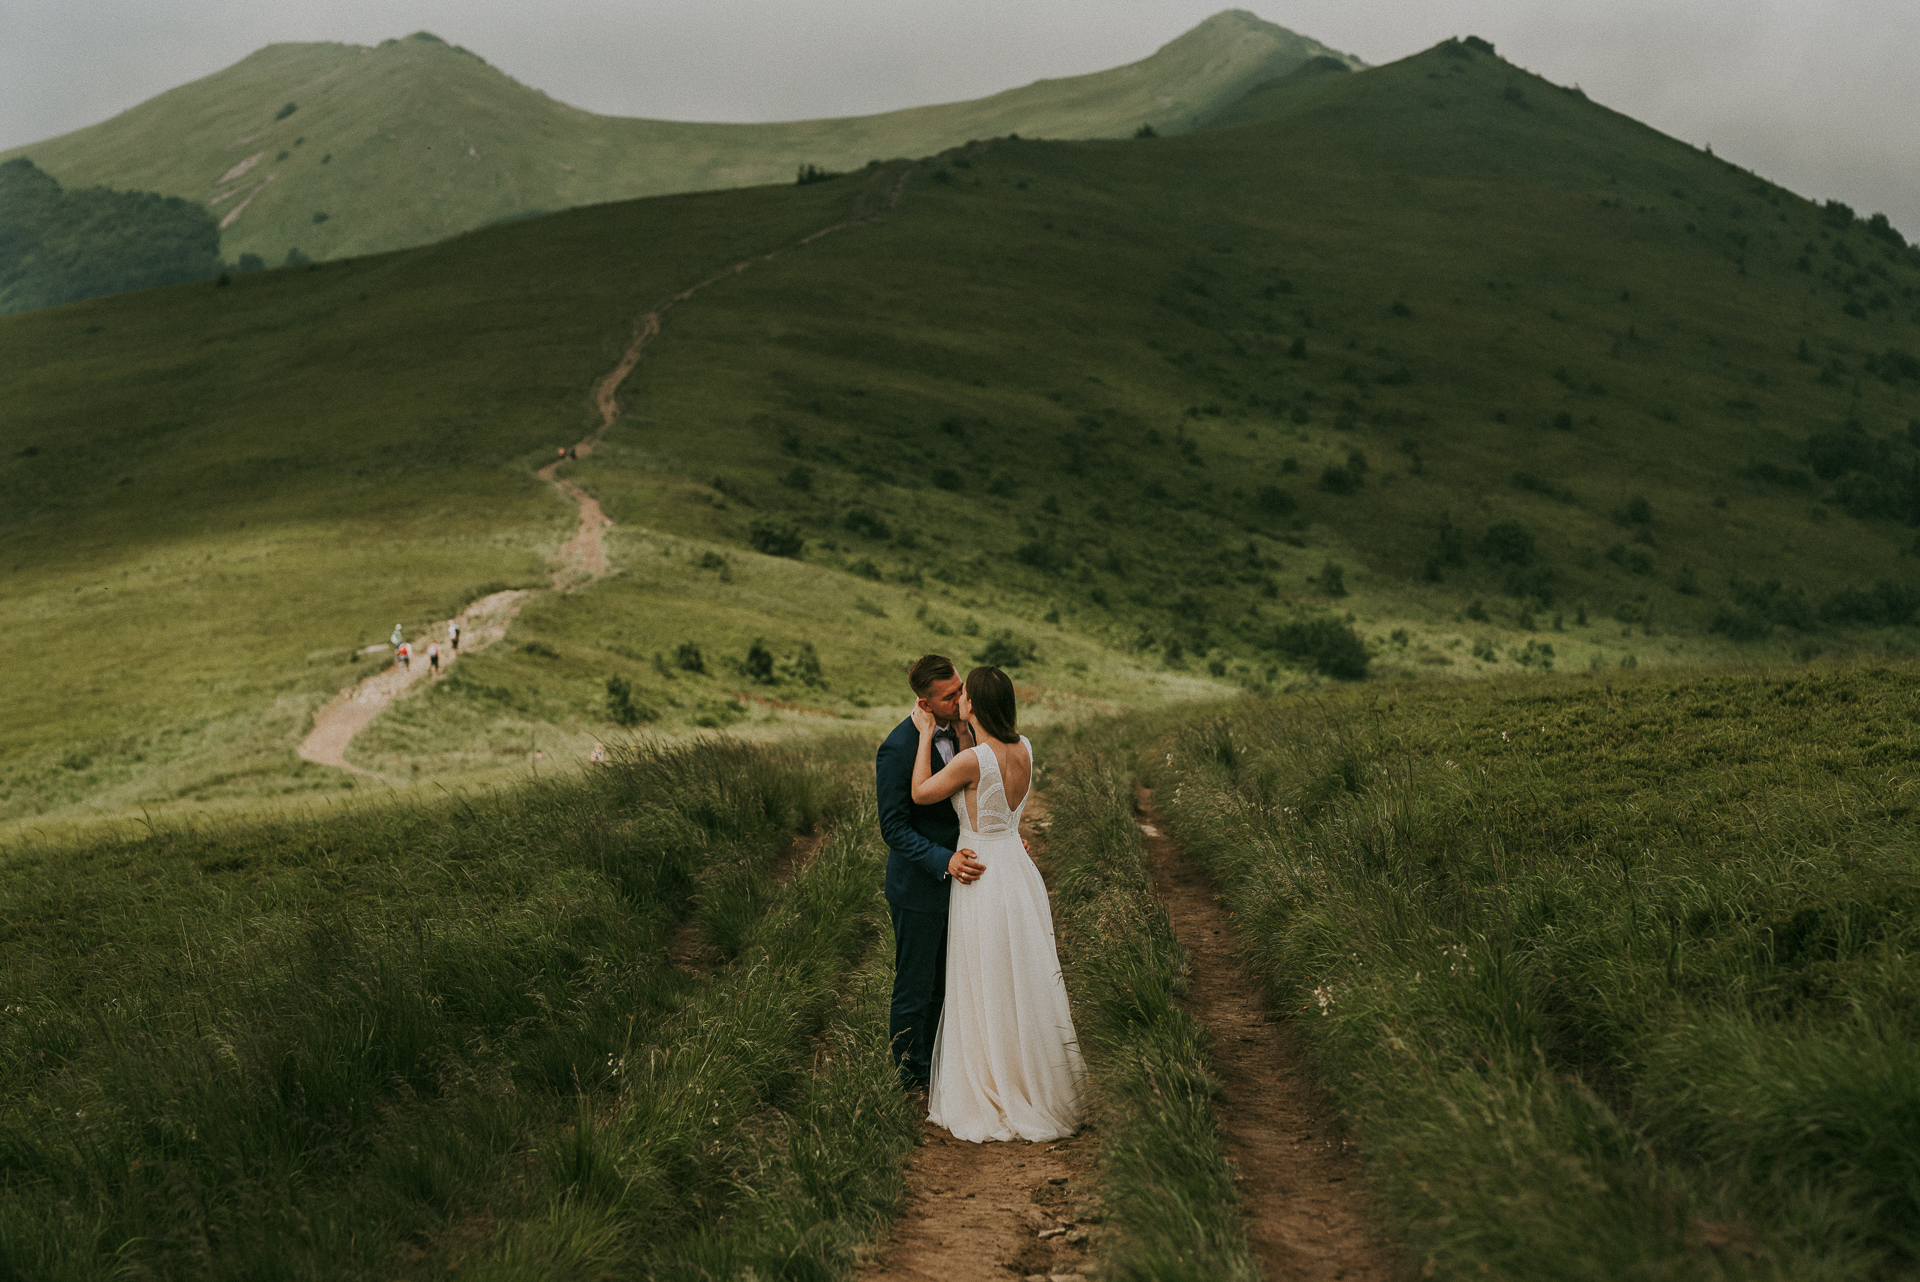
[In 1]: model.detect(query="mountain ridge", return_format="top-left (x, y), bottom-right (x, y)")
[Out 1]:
top-left (0, 11), bottom-right (1360, 268)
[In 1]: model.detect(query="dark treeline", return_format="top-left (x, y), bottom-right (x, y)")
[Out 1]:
top-left (0, 157), bottom-right (224, 314)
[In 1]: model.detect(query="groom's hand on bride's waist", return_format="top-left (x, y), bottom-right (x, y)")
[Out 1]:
top-left (948, 848), bottom-right (986, 884)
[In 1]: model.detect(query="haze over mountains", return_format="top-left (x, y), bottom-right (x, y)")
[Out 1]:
top-left (0, 11), bottom-right (1358, 269)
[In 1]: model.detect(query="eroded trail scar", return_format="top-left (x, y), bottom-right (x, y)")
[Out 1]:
top-left (1133, 785), bottom-right (1400, 1282)
top-left (668, 825), bottom-right (830, 976)
top-left (297, 163), bottom-right (916, 773)
top-left (859, 791), bottom-right (1103, 1282)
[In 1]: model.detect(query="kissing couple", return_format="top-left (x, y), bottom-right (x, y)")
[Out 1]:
top-left (875, 654), bottom-right (1084, 1142)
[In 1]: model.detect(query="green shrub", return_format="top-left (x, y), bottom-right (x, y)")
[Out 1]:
top-left (674, 642), bottom-right (706, 674)
top-left (779, 640), bottom-right (826, 687)
top-left (1268, 615), bottom-right (1369, 678)
top-left (1866, 212), bottom-right (1908, 249)
top-left (743, 639), bottom-right (776, 683)
top-left (1807, 428), bottom-right (1879, 480)
top-left (1819, 581), bottom-right (1920, 627)
top-left (1318, 464), bottom-right (1362, 495)
top-left (1714, 577), bottom-right (1814, 639)
top-left (840, 507), bottom-right (891, 540)
top-left (604, 675), bottom-right (644, 726)
top-left (1255, 484), bottom-right (1297, 517)
top-left (972, 630), bottom-right (1038, 668)
top-left (1015, 540), bottom-right (1064, 571)
top-left (1480, 521), bottom-right (1536, 565)
top-left (748, 521), bottom-right (804, 558)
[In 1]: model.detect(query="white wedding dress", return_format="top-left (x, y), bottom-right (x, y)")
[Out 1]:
top-left (927, 737), bottom-right (1085, 1142)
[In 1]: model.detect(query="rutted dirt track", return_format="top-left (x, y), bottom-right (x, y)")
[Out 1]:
top-left (861, 792), bottom-right (1103, 1282)
top-left (1133, 786), bottom-right (1400, 1282)
top-left (862, 786), bottom-right (1398, 1281)
top-left (297, 163), bottom-right (914, 774)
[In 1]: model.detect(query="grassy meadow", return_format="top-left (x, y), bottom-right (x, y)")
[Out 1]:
top-left (0, 735), bottom-right (930, 1279)
top-left (1147, 661), bottom-right (1920, 1278)
top-left (1, 13), bottom-right (1351, 268)
top-left (12, 650), bottom-right (1914, 1278)
top-left (347, 522), bottom-right (1221, 780)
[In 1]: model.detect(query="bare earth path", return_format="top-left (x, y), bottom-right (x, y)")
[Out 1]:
top-left (859, 791), bottom-right (1103, 1282)
top-left (1133, 785), bottom-right (1402, 1282)
top-left (297, 163), bottom-right (914, 774)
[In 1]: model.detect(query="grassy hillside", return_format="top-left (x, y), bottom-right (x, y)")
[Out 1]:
top-left (6, 37), bottom-right (1920, 833)
top-left (1152, 660), bottom-right (1920, 1277)
top-left (1199, 52), bottom-right (1353, 129)
top-left (0, 11), bottom-right (1357, 269)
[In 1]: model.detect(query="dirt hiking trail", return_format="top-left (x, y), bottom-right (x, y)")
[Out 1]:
top-left (1133, 785), bottom-right (1401, 1282)
top-left (860, 791), bottom-right (1104, 1282)
top-left (298, 163), bottom-right (914, 775)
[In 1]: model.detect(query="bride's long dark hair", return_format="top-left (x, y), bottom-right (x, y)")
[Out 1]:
top-left (964, 666), bottom-right (1019, 744)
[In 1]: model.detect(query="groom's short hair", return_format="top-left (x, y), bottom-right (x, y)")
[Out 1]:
top-left (908, 654), bottom-right (956, 695)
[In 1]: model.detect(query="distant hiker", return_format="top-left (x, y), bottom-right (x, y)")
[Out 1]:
top-left (590, 742), bottom-right (606, 764)
top-left (397, 641), bottom-right (411, 670)
top-left (449, 620), bottom-right (461, 651)
top-left (390, 623), bottom-right (404, 649)
top-left (568, 445), bottom-right (578, 460)
top-left (428, 642), bottom-right (441, 675)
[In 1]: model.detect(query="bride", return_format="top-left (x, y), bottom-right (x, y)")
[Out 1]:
top-left (909, 665), bottom-right (1084, 1142)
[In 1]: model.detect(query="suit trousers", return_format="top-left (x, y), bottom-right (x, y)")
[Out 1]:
top-left (889, 903), bottom-right (948, 1088)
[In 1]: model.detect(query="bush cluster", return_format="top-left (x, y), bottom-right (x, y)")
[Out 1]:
top-left (972, 630), bottom-right (1038, 668)
top-left (1267, 615), bottom-right (1369, 679)
top-left (1711, 577), bottom-right (1813, 640)
top-left (1818, 581), bottom-right (1920, 628)
top-left (0, 158), bottom-right (224, 313)
top-left (748, 521), bottom-right (804, 558)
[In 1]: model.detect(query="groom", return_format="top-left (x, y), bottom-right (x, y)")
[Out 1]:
top-left (876, 654), bottom-right (985, 1093)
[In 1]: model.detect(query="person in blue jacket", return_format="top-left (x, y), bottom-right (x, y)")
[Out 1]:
top-left (876, 654), bottom-right (985, 1093)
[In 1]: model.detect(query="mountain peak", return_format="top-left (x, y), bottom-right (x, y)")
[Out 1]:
top-left (1156, 9), bottom-right (1365, 70)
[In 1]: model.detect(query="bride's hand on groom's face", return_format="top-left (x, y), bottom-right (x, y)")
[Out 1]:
top-left (910, 703), bottom-right (936, 735)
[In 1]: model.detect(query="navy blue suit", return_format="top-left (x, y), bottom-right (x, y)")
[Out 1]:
top-left (876, 715), bottom-right (959, 1087)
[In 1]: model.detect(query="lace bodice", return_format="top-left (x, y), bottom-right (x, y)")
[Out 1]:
top-left (955, 736), bottom-right (1031, 838)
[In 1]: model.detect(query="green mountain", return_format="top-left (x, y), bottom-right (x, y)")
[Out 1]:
top-left (5, 36), bottom-right (1920, 835)
top-left (0, 11), bottom-right (1358, 269)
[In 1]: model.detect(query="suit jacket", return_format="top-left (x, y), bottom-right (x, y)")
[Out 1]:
top-left (877, 716), bottom-right (959, 914)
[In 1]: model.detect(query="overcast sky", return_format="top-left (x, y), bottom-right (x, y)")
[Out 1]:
top-left (4, 1), bottom-right (1915, 237)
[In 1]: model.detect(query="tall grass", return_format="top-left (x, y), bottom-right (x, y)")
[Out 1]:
top-left (0, 735), bottom-right (912, 1278)
top-left (1149, 663), bottom-right (1920, 1279)
top-left (1045, 737), bottom-right (1260, 1282)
